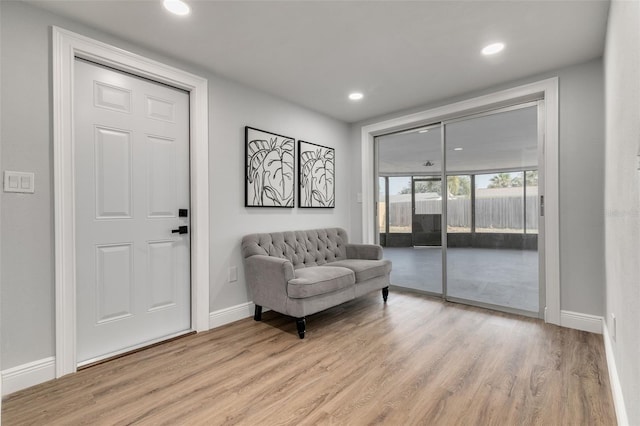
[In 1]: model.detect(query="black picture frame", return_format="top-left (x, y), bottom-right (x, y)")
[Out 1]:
top-left (245, 127), bottom-right (295, 208)
top-left (298, 140), bottom-right (335, 208)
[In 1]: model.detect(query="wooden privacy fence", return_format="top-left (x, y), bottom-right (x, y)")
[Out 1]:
top-left (381, 196), bottom-right (539, 231)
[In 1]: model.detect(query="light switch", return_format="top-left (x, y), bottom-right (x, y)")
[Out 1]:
top-left (20, 176), bottom-right (31, 189)
top-left (228, 266), bottom-right (238, 283)
top-left (4, 171), bottom-right (35, 193)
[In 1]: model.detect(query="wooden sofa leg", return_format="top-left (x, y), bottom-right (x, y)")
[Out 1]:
top-left (382, 287), bottom-right (389, 302)
top-left (254, 305), bottom-right (262, 321)
top-left (296, 317), bottom-right (306, 339)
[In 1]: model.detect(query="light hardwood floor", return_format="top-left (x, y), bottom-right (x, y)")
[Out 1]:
top-left (3, 290), bottom-right (616, 425)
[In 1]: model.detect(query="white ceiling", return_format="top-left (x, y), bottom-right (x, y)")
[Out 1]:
top-left (28, 0), bottom-right (609, 123)
top-left (378, 105), bottom-right (538, 174)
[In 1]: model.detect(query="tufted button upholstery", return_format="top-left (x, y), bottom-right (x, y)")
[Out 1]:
top-left (241, 228), bottom-right (348, 269)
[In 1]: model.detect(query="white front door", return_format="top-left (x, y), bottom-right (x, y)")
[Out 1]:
top-left (74, 59), bottom-right (191, 364)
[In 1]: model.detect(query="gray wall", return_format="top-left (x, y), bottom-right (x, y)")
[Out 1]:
top-left (350, 58), bottom-right (605, 316)
top-left (0, 1), bottom-right (351, 369)
top-left (604, 0), bottom-right (640, 423)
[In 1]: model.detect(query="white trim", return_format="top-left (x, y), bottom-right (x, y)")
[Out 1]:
top-left (52, 27), bottom-right (210, 378)
top-left (1, 357), bottom-right (56, 396)
top-left (603, 323), bottom-right (629, 426)
top-left (209, 302), bottom-right (258, 329)
top-left (360, 78), bottom-right (561, 325)
top-left (559, 310), bottom-right (603, 334)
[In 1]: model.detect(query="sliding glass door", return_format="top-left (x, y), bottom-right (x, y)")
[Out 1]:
top-left (376, 102), bottom-right (543, 317)
top-left (376, 124), bottom-right (443, 295)
top-left (445, 105), bottom-right (540, 315)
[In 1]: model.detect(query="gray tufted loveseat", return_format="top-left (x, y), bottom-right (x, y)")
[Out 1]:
top-left (241, 228), bottom-right (391, 338)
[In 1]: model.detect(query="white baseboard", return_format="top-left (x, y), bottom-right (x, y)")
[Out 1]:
top-left (603, 323), bottom-right (629, 426)
top-left (2, 357), bottom-right (56, 397)
top-left (209, 302), bottom-right (256, 329)
top-left (560, 310), bottom-right (603, 334)
top-left (1, 304), bottom-right (263, 398)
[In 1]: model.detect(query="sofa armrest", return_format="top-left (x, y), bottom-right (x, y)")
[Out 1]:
top-left (245, 255), bottom-right (295, 285)
top-left (244, 255), bottom-right (295, 310)
top-left (346, 243), bottom-right (383, 260)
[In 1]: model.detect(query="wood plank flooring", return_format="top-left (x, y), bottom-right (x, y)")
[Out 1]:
top-left (3, 290), bottom-right (616, 425)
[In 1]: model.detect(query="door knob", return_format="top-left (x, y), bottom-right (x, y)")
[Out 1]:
top-left (171, 225), bottom-right (188, 234)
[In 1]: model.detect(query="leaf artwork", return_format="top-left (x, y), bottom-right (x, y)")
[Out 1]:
top-left (245, 128), bottom-right (294, 207)
top-left (298, 141), bottom-right (335, 208)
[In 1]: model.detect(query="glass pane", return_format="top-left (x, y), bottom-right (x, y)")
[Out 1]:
top-left (378, 177), bottom-right (386, 234)
top-left (376, 125), bottom-right (443, 295)
top-left (388, 176), bottom-right (412, 233)
top-left (445, 105), bottom-right (539, 314)
top-left (447, 175), bottom-right (471, 233)
top-left (475, 172), bottom-right (524, 233)
top-left (525, 170), bottom-right (539, 234)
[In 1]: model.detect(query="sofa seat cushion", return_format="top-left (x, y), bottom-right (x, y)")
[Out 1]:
top-left (329, 259), bottom-right (392, 282)
top-left (287, 266), bottom-right (355, 299)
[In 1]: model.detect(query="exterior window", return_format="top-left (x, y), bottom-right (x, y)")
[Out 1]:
top-left (446, 175), bottom-right (471, 233)
top-left (388, 176), bottom-right (412, 233)
top-left (475, 172), bottom-right (524, 233)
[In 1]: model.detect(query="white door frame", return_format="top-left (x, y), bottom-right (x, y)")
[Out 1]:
top-left (52, 27), bottom-right (210, 377)
top-left (360, 78), bottom-right (560, 325)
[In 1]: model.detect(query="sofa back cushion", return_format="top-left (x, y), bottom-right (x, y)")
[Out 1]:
top-left (241, 228), bottom-right (348, 269)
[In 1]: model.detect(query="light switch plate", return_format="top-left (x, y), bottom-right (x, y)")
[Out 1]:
top-left (228, 266), bottom-right (238, 282)
top-left (4, 171), bottom-right (35, 193)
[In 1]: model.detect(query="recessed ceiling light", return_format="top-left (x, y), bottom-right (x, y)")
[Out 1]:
top-left (482, 42), bottom-right (505, 55)
top-left (163, 0), bottom-right (190, 16)
top-left (453, 147), bottom-right (463, 151)
top-left (348, 92), bottom-right (364, 101)
top-left (418, 129), bottom-right (429, 134)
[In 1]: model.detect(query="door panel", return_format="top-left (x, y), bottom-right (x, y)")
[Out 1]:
top-left (95, 243), bottom-right (133, 323)
top-left (74, 59), bottom-right (191, 364)
top-left (147, 135), bottom-right (177, 217)
top-left (94, 81), bottom-right (132, 113)
top-left (147, 240), bottom-right (178, 311)
top-left (95, 126), bottom-right (133, 218)
top-left (445, 105), bottom-right (540, 314)
top-left (376, 125), bottom-right (443, 295)
top-left (146, 95), bottom-right (176, 122)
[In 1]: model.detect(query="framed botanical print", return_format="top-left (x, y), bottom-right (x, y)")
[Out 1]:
top-left (245, 127), bottom-right (295, 207)
top-left (298, 140), bottom-right (335, 208)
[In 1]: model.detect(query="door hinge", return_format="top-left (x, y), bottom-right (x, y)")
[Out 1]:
top-left (540, 195), bottom-right (544, 216)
